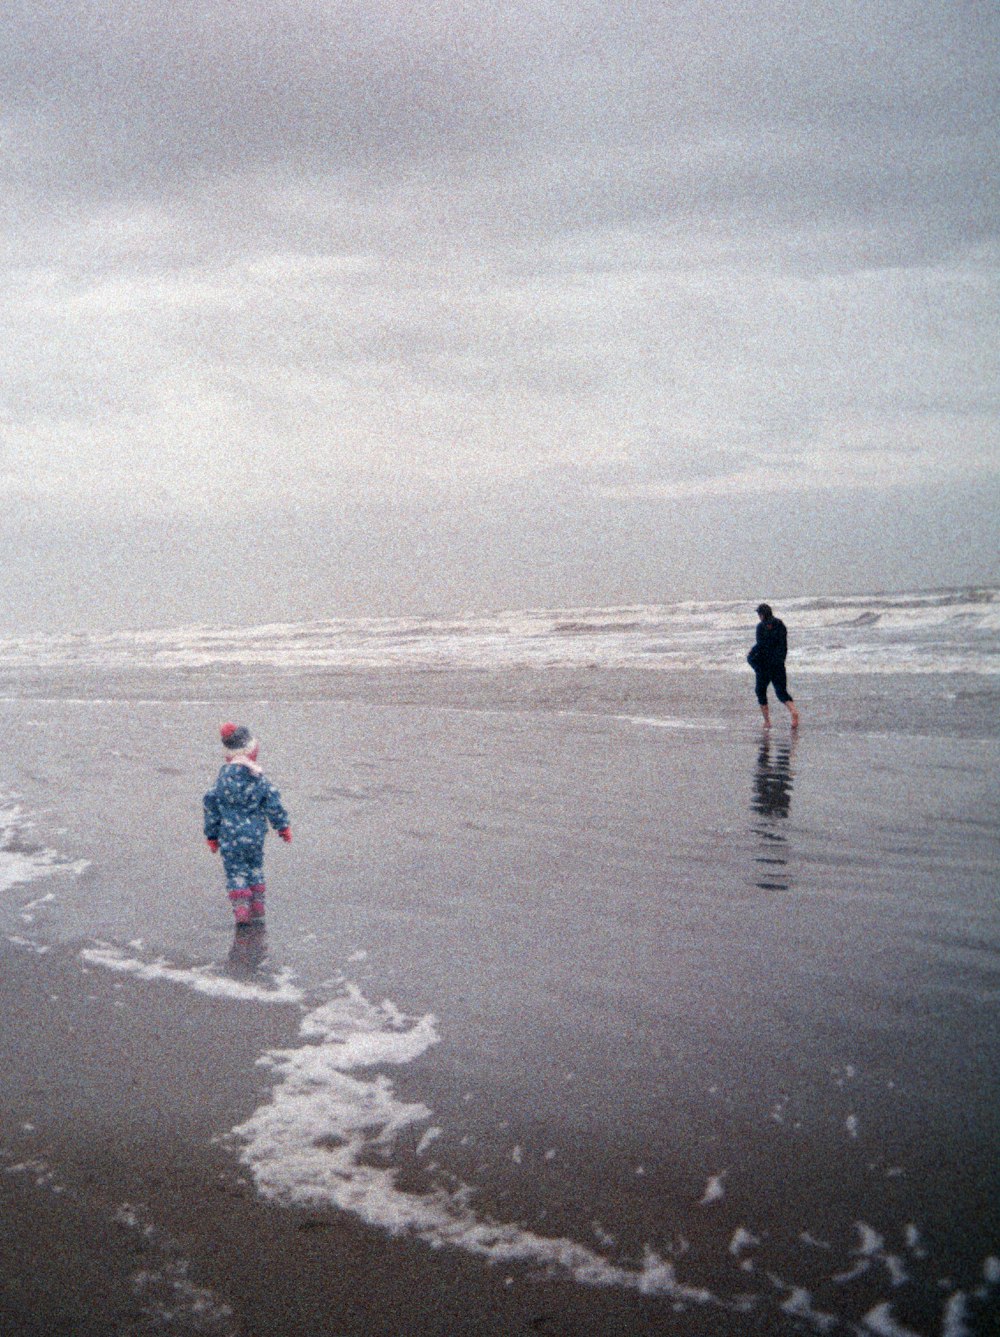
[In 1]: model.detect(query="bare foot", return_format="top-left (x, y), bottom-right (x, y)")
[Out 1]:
top-left (789, 705), bottom-right (800, 729)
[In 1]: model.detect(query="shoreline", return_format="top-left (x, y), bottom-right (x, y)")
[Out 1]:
top-left (0, 664), bottom-right (997, 745)
top-left (0, 939), bottom-right (719, 1337)
top-left (0, 670), bottom-right (998, 1334)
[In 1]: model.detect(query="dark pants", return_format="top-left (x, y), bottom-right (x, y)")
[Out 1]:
top-left (755, 665), bottom-right (793, 706)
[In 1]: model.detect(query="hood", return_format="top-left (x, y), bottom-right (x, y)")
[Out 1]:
top-left (223, 748), bottom-right (262, 775)
top-left (215, 763), bottom-right (263, 809)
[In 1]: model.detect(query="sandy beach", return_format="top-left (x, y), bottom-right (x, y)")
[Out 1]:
top-left (3, 0), bottom-right (996, 1320)
top-left (1, 647), bottom-right (998, 1335)
top-left (2, 940), bottom-right (656, 1337)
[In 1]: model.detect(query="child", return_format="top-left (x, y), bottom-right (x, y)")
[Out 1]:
top-left (204, 723), bottom-right (291, 925)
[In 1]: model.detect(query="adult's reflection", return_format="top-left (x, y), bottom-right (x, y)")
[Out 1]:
top-left (750, 735), bottom-right (795, 890)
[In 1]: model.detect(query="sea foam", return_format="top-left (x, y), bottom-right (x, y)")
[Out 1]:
top-left (0, 587), bottom-right (995, 677)
top-left (231, 985), bottom-right (719, 1304)
top-left (0, 797), bottom-right (87, 947)
top-left (231, 986), bottom-right (1000, 1329)
top-left (80, 945), bottom-right (305, 1005)
top-left (60, 941), bottom-right (1000, 1329)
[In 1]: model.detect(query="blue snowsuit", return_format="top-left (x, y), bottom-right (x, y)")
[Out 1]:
top-left (203, 762), bottom-right (289, 891)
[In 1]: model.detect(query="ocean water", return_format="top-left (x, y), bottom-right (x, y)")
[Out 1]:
top-left (0, 586), bottom-right (998, 1334)
top-left (0, 585), bottom-right (997, 677)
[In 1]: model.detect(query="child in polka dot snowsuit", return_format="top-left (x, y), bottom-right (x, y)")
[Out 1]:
top-left (203, 723), bottom-right (291, 925)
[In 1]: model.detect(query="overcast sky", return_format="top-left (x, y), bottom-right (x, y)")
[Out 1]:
top-left (1, 0), bottom-right (997, 631)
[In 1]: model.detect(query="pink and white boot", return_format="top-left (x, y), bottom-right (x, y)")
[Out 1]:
top-left (229, 889), bottom-right (253, 925)
top-left (249, 883), bottom-right (266, 922)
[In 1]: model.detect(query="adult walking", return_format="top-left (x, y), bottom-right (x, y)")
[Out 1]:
top-left (749, 603), bottom-right (799, 729)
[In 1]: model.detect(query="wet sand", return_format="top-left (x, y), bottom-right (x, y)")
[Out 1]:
top-left (0, 940), bottom-right (712, 1337)
top-left (0, 664), bottom-right (998, 1334)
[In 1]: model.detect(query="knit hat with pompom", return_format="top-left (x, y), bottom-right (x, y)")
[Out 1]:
top-left (220, 722), bottom-right (256, 753)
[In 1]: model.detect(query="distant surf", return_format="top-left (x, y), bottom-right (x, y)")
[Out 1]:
top-left (0, 586), bottom-right (996, 677)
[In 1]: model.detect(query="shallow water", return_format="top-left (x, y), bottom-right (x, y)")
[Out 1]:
top-left (1, 666), bottom-right (998, 1333)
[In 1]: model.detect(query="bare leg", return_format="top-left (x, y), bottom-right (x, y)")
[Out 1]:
top-left (787, 701), bottom-right (799, 729)
top-left (760, 703), bottom-right (771, 728)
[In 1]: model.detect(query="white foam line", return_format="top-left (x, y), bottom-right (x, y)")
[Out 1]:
top-left (779, 1287), bottom-right (837, 1333)
top-left (114, 1203), bottom-right (238, 1337)
top-left (19, 892), bottom-right (56, 915)
top-left (614, 714), bottom-right (727, 731)
top-left (415, 1127), bottom-right (442, 1156)
top-left (883, 1253), bottom-right (908, 1286)
top-left (941, 1291), bottom-right (972, 1337)
top-left (856, 1223), bottom-right (886, 1257)
top-left (904, 1223), bottom-right (927, 1258)
top-left (232, 990), bottom-right (720, 1307)
top-left (800, 1231), bottom-right (832, 1251)
top-left (861, 1301), bottom-right (923, 1336)
top-left (832, 1259), bottom-right (871, 1285)
top-left (6, 935), bottom-right (52, 954)
top-left (699, 1172), bottom-right (727, 1206)
top-left (0, 802), bottom-right (88, 901)
top-left (80, 946), bottom-right (305, 1005)
top-left (4, 1155), bottom-right (65, 1194)
top-left (0, 848), bottom-right (61, 895)
top-left (729, 1227), bottom-right (760, 1259)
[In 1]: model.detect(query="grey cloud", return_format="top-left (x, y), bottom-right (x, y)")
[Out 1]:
top-left (1, 473), bottom-right (996, 632)
top-left (2, 1), bottom-right (995, 252)
top-left (0, 0), bottom-right (538, 189)
top-left (0, 2), bottom-right (996, 632)
top-left (589, 442), bottom-right (749, 489)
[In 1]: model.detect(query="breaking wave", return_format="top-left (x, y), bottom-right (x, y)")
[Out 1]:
top-left (0, 586), bottom-right (995, 677)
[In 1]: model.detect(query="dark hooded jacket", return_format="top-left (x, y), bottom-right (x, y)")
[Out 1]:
top-left (754, 616), bottom-right (788, 670)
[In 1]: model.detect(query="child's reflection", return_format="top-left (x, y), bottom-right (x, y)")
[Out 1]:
top-left (750, 736), bottom-right (795, 890)
top-left (226, 921), bottom-right (268, 979)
